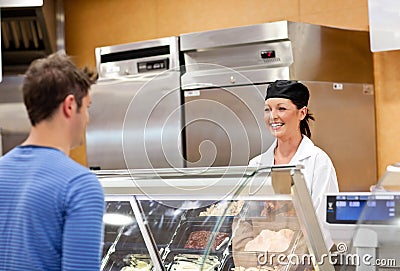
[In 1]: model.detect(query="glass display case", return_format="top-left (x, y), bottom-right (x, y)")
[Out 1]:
top-left (97, 166), bottom-right (334, 271)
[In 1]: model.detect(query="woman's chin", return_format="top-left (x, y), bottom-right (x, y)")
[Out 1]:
top-left (269, 128), bottom-right (284, 137)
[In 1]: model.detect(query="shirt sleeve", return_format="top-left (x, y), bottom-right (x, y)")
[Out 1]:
top-left (62, 173), bottom-right (105, 271)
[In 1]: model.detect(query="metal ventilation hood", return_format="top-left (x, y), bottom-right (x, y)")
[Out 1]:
top-left (1, 0), bottom-right (63, 75)
top-left (0, 0), bottom-right (64, 154)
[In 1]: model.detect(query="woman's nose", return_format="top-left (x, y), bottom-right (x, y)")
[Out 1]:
top-left (269, 109), bottom-right (278, 119)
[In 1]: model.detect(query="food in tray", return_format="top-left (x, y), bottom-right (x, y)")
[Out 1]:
top-left (169, 254), bottom-right (219, 271)
top-left (199, 200), bottom-right (244, 216)
top-left (260, 201), bottom-right (296, 217)
top-left (244, 229), bottom-right (294, 252)
top-left (120, 254), bottom-right (152, 271)
top-left (184, 230), bottom-right (230, 250)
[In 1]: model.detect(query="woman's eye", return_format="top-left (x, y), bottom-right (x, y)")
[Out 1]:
top-left (264, 108), bottom-right (270, 112)
top-left (278, 107), bottom-right (286, 111)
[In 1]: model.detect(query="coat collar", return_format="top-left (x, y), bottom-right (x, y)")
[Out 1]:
top-left (290, 135), bottom-right (315, 162)
top-left (260, 135), bottom-right (316, 165)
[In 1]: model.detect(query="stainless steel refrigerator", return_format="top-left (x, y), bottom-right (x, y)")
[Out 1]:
top-left (86, 37), bottom-right (184, 170)
top-left (180, 21), bottom-right (376, 190)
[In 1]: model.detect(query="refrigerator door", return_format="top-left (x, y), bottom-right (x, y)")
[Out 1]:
top-left (86, 71), bottom-right (184, 170)
top-left (305, 81), bottom-right (377, 191)
top-left (183, 85), bottom-right (274, 167)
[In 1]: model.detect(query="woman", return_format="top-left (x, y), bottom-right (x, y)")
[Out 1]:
top-left (249, 79), bottom-right (339, 250)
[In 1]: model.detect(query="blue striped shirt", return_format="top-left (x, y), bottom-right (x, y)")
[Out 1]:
top-left (0, 145), bottom-right (105, 271)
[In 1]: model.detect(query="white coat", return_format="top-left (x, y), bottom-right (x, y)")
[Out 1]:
top-left (249, 135), bottom-right (339, 250)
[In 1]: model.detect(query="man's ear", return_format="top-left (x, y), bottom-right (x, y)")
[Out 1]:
top-left (62, 94), bottom-right (76, 118)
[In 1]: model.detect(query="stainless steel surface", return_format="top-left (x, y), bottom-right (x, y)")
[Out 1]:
top-left (0, 0), bottom-right (43, 7)
top-left (180, 21), bottom-right (289, 51)
top-left (181, 21), bottom-right (373, 86)
top-left (183, 84), bottom-right (274, 167)
top-left (86, 37), bottom-right (184, 170)
top-left (305, 81), bottom-right (377, 190)
top-left (287, 22), bottom-right (373, 84)
top-left (181, 41), bottom-right (292, 89)
top-left (0, 0), bottom-right (66, 152)
top-left (95, 36), bottom-right (180, 78)
top-left (0, 75), bottom-right (29, 154)
top-left (180, 21), bottom-right (376, 189)
top-left (55, 0), bottom-right (64, 52)
top-left (1, 0), bottom-right (60, 74)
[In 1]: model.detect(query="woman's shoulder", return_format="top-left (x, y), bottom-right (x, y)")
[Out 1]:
top-left (313, 144), bottom-right (333, 161)
top-left (299, 137), bottom-right (334, 165)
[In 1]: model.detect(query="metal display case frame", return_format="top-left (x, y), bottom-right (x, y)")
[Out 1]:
top-left (98, 165), bottom-right (334, 271)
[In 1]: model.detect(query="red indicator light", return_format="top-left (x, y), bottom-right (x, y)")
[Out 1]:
top-left (261, 50), bottom-right (276, 59)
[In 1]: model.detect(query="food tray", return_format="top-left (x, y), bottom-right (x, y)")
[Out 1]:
top-left (103, 224), bottom-right (147, 257)
top-left (166, 253), bottom-right (220, 271)
top-left (169, 218), bottom-right (232, 253)
top-left (240, 200), bottom-right (298, 219)
top-left (185, 200), bottom-right (245, 217)
top-left (102, 252), bottom-right (152, 271)
top-left (231, 218), bottom-right (306, 270)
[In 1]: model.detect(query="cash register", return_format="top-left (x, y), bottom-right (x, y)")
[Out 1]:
top-left (325, 163), bottom-right (400, 271)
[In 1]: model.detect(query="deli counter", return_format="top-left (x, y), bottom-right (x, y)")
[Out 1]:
top-left (96, 165), bottom-right (334, 271)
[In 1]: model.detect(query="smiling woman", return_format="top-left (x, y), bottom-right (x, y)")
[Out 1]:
top-left (249, 80), bottom-right (339, 251)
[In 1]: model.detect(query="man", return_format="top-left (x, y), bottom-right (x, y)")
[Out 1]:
top-left (0, 53), bottom-right (105, 271)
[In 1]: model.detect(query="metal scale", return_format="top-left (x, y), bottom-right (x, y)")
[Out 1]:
top-left (326, 163), bottom-right (400, 271)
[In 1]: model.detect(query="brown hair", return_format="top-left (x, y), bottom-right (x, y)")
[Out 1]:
top-left (292, 100), bottom-right (315, 138)
top-left (22, 53), bottom-right (98, 126)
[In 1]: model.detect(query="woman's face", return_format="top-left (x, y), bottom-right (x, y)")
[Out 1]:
top-left (264, 98), bottom-right (307, 139)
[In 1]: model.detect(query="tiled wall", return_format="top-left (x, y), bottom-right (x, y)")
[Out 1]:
top-left (65, 0), bottom-right (400, 190)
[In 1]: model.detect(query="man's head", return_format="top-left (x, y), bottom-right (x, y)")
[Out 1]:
top-left (22, 53), bottom-right (97, 149)
top-left (22, 53), bottom-right (97, 126)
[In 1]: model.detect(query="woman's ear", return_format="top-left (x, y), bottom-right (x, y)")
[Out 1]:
top-left (299, 106), bottom-right (308, 120)
top-left (62, 94), bottom-right (76, 118)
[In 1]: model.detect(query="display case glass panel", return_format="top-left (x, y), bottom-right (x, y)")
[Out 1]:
top-left (98, 166), bottom-right (333, 271)
top-left (102, 198), bottom-right (154, 271)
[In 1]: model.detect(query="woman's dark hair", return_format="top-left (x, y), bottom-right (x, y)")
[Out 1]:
top-left (22, 53), bottom-right (98, 126)
top-left (292, 100), bottom-right (315, 138)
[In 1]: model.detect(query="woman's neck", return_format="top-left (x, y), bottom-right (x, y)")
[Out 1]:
top-left (274, 134), bottom-right (303, 165)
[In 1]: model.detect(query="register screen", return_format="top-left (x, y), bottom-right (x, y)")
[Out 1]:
top-left (326, 194), bottom-right (400, 224)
